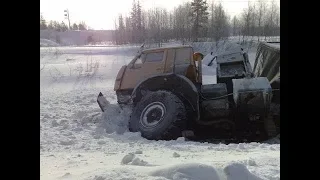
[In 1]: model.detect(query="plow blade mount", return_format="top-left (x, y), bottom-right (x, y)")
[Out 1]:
top-left (97, 92), bottom-right (110, 112)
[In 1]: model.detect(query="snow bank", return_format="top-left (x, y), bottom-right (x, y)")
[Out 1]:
top-left (40, 29), bottom-right (114, 46)
top-left (149, 162), bottom-right (266, 180)
top-left (224, 163), bottom-right (264, 180)
top-left (150, 163), bottom-right (220, 180)
top-left (40, 38), bottom-right (60, 47)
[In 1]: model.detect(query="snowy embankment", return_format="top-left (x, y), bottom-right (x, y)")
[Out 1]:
top-left (41, 38), bottom-right (60, 47)
top-left (40, 42), bottom-right (279, 180)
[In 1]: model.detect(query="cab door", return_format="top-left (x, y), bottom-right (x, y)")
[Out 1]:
top-left (120, 49), bottom-right (167, 90)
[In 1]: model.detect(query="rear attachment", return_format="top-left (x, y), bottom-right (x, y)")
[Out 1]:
top-left (97, 92), bottom-right (110, 112)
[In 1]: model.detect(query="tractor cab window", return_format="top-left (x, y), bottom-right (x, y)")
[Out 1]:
top-left (145, 51), bottom-right (164, 62)
top-left (175, 48), bottom-right (192, 65)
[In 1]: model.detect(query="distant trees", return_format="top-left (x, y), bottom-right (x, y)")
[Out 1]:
top-left (239, 0), bottom-right (280, 42)
top-left (40, 14), bottom-right (88, 31)
top-left (112, 0), bottom-right (279, 45)
top-left (113, 0), bottom-right (145, 45)
top-left (190, 0), bottom-right (209, 41)
top-left (232, 16), bottom-right (240, 38)
top-left (209, 2), bottom-right (230, 43)
top-left (41, 0), bottom-right (280, 44)
top-left (78, 22), bottom-right (88, 30)
top-left (72, 23), bottom-right (79, 30)
top-left (256, 0), bottom-right (266, 41)
top-left (173, 3), bottom-right (192, 42)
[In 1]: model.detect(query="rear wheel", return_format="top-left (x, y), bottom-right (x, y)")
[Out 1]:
top-left (129, 90), bottom-right (187, 140)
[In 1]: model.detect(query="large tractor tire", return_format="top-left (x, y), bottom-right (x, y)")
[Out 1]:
top-left (129, 90), bottom-right (187, 140)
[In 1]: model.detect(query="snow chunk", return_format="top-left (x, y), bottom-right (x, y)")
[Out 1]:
top-left (224, 163), bottom-right (263, 180)
top-left (99, 104), bottom-right (132, 134)
top-left (237, 143), bottom-right (246, 150)
top-left (131, 157), bottom-right (148, 166)
top-left (93, 176), bottom-right (105, 180)
top-left (97, 140), bottom-right (106, 145)
top-left (51, 120), bottom-right (59, 127)
top-left (60, 140), bottom-right (75, 146)
top-left (61, 172), bottom-right (71, 178)
top-left (121, 153), bottom-right (135, 165)
top-left (173, 152), bottom-right (180, 158)
top-left (150, 163), bottom-right (220, 180)
top-left (135, 150), bottom-right (143, 154)
top-left (247, 159), bottom-right (257, 166)
top-left (176, 137), bottom-right (185, 142)
top-left (122, 132), bottom-right (143, 141)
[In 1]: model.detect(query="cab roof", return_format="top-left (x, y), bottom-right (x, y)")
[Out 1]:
top-left (142, 45), bottom-right (193, 53)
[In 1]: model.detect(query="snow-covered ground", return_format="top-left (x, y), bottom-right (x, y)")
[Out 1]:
top-left (41, 38), bottom-right (60, 47)
top-left (40, 42), bottom-right (279, 180)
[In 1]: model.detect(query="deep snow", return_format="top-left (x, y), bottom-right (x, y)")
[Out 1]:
top-left (40, 42), bottom-right (279, 180)
top-left (41, 38), bottom-right (60, 47)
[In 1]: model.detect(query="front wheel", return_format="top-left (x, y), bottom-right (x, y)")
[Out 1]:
top-left (129, 90), bottom-right (187, 140)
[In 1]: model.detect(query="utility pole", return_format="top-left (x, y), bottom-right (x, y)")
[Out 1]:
top-left (64, 9), bottom-right (71, 29)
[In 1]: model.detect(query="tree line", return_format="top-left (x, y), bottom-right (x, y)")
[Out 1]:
top-left (40, 14), bottom-right (88, 31)
top-left (113, 0), bottom-right (280, 45)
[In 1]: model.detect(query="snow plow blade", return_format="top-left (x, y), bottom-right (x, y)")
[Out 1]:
top-left (97, 92), bottom-right (110, 112)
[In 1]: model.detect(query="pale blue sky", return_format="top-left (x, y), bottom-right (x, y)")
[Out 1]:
top-left (40, 0), bottom-right (280, 30)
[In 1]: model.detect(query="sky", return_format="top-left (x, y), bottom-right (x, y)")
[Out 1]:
top-left (40, 0), bottom-right (280, 30)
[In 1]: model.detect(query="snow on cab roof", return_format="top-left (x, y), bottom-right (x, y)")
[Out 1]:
top-left (142, 45), bottom-right (192, 52)
top-left (264, 42), bottom-right (280, 50)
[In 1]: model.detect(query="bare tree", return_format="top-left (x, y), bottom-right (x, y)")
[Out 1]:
top-left (264, 0), bottom-right (279, 38)
top-left (240, 2), bottom-right (256, 43)
top-left (118, 15), bottom-right (125, 44)
top-left (232, 16), bottom-right (241, 41)
top-left (155, 8), bottom-right (164, 46)
top-left (210, 2), bottom-right (230, 44)
top-left (249, 3), bottom-right (256, 40)
top-left (113, 19), bottom-right (119, 44)
top-left (256, 0), bottom-right (266, 41)
top-left (273, 2), bottom-right (280, 37)
top-left (136, 0), bottom-right (143, 43)
top-left (173, 2), bottom-right (192, 42)
top-left (125, 16), bottom-right (132, 44)
top-left (141, 10), bottom-right (147, 42)
top-left (209, 2), bottom-right (214, 41)
top-left (168, 12), bottom-right (174, 40)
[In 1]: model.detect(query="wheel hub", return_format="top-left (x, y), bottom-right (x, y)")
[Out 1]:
top-left (140, 102), bottom-right (166, 128)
